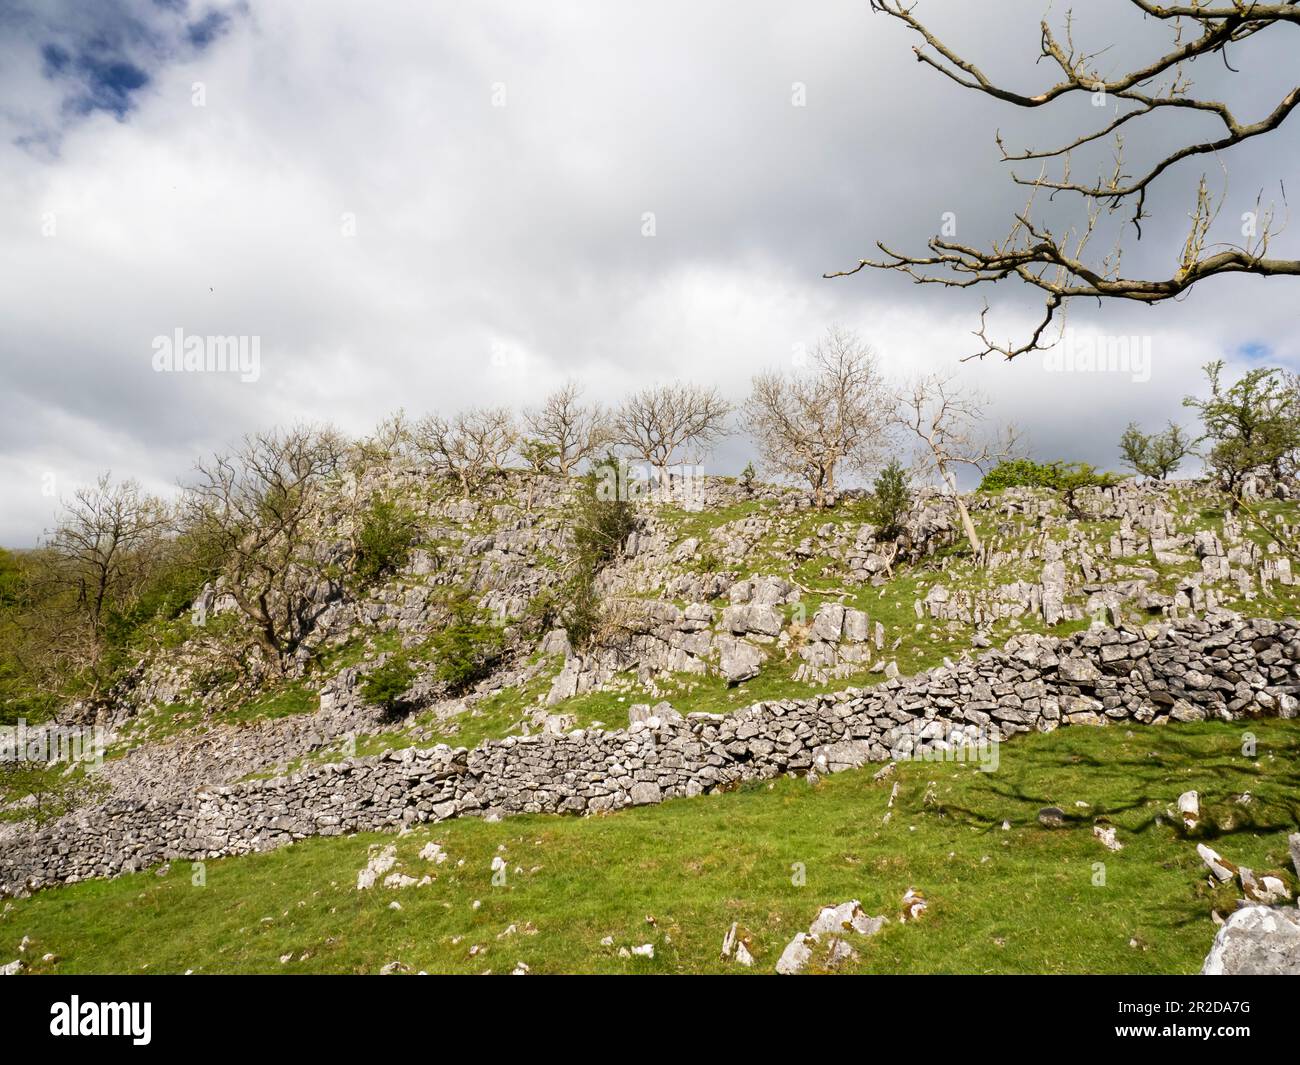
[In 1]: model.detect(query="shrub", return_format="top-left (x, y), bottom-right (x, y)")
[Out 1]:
top-left (429, 590), bottom-right (506, 693)
top-left (979, 458), bottom-right (1119, 517)
top-left (1055, 462), bottom-right (1121, 518)
top-left (866, 459), bottom-right (911, 539)
top-left (559, 456), bottom-right (639, 648)
top-left (740, 461), bottom-right (757, 492)
top-left (359, 652), bottom-right (417, 712)
top-left (354, 496), bottom-right (418, 586)
top-left (979, 458), bottom-right (1069, 492)
top-left (1118, 422), bottom-right (1196, 481)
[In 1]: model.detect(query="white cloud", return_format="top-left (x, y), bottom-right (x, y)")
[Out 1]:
top-left (0, 0), bottom-right (1296, 543)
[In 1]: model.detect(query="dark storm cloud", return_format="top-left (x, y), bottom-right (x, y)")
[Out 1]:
top-left (2, 0), bottom-right (242, 133)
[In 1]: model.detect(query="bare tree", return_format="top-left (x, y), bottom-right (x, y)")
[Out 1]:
top-left (414, 407), bottom-right (518, 492)
top-left (357, 409), bottom-right (415, 466)
top-left (522, 382), bottom-right (612, 475)
top-left (744, 327), bottom-right (893, 507)
top-left (613, 383), bottom-right (732, 484)
top-left (830, 2), bottom-right (1300, 360)
top-left (896, 373), bottom-right (1019, 554)
top-left (43, 474), bottom-right (170, 691)
top-left (184, 426), bottom-right (346, 672)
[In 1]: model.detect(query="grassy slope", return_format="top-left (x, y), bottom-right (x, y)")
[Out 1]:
top-left (7, 718), bottom-right (1297, 974)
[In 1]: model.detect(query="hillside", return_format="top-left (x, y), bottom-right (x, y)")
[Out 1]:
top-left (3, 458), bottom-right (1300, 973)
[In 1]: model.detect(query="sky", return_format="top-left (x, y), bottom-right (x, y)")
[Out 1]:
top-left (1, 0), bottom-right (1297, 546)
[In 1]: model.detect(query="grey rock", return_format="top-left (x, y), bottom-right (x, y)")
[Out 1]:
top-left (775, 933), bottom-right (816, 976)
top-left (1201, 906), bottom-right (1300, 975)
top-left (717, 636), bottom-right (763, 684)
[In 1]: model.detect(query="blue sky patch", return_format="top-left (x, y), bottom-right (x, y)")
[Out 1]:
top-left (1237, 341), bottom-right (1273, 361)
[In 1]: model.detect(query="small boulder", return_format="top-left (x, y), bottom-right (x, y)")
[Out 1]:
top-left (1197, 844), bottom-right (1237, 882)
top-left (1202, 907), bottom-right (1300, 975)
top-left (775, 933), bottom-right (817, 976)
top-left (1037, 807), bottom-right (1068, 828)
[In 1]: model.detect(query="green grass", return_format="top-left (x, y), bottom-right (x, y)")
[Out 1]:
top-left (7, 718), bottom-right (1297, 974)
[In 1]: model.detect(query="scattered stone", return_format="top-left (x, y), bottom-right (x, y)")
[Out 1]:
top-left (1239, 868), bottom-right (1292, 905)
top-left (721, 922), bottom-right (739, 960)
top-left (1092, 824), bottom-right (1122, 852)
top-left (900, 888), bottom-right (927, 922)
top-left (1037, 807), bottom-right (1067, 828)
top-left (1197, 844), bottom-right (1237, 883)
top-left (775, 933), bottom-right (817, 976)
top-left (824, 936), bottom-right (859, 969)
top-left (809, 900), bottom-right (887, 938)
top-left (419, 842), bottom-right (448, 864)
top-left (1177, 790), bottom-right (1200, 830)
top-left (356, 845), bottom-right (398, 890)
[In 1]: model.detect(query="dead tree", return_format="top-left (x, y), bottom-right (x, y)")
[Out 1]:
top-left (414, 407), bottom-right (518, 493)
top-left (896, 373), bottom-right (1019, 554)
top-left (830, 1), bottom-right (1300, 360)
top-left (745, 327), bottom-right (893, 507)
top-left (522, 382), bottom-right (612, 474)
top-left (43, 474), bottom-right (170, 691)
top-left (613, 383), bottom-right (732, 485)
top-left (185, 426), bottom-right (346, 672)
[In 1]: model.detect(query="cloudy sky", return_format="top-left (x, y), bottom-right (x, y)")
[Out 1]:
top-left (1, 0), bottom-right (1296, 545)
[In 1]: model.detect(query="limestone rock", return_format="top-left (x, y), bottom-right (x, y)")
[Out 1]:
top-left (717, 636), bottom-right (763, 683)
top-left (775, 933), bottom-right (817, 976)
top-left (1202, 906), bottom-right (1300, 975)
top-left (809, 900), bottom-right (887, 938)
top-left (1197, 844), bottom-right (1236, 882)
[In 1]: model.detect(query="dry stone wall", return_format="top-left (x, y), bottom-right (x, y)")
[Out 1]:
top-left (3, 615), bottom-right (1297, 897)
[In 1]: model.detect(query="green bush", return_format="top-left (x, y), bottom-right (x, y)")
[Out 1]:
top-left (359, 652), bottom-right (417, 712)
top-left (979, 458), bottom-right (1119, 517)
top-left (979, 459), bottom-right (1070, 492)
top-left (354, 496), bottom-right (418, 586)
top-left (556, 455), bottom-right (639, 648)
top-left (740, 461), bottom-right (757, 492)
top-left (429, 590), bottom-right (506, 693)
top-left (866, 459), bottom-right (911, 539)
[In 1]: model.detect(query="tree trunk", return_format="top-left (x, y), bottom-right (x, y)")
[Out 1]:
top-left (952, 488), bottom-right (982, 555)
